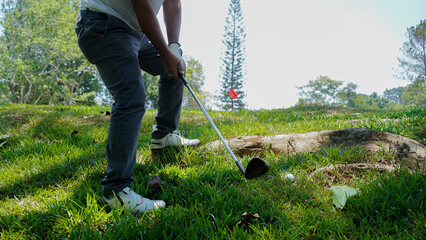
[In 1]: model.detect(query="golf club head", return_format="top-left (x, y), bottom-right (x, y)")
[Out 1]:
top-left (244, 157), bottom-right (269, 180)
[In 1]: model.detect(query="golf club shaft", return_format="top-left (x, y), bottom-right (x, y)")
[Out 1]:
top-left (179, 74), bottom-right (245, 175)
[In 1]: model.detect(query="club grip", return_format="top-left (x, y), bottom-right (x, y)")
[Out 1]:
top-left (178, 72), bottom-right (189, 86)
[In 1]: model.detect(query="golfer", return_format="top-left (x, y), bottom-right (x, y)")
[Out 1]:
top-left (75, 0), bottom-right (200, 213)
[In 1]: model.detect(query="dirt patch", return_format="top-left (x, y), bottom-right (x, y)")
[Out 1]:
top-left (310, 163), bottom-right (395, 177)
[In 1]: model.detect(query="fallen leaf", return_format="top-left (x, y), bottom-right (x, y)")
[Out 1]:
top-left (0, 135), bottom-right (9, 140)
top-left (148, 176), bottom-right (164, 192)
top-left (0, 135), bottom-right (9, 148)
top-left (238, 212), bottom-right (260, 230)
top-left (331, 186), bottom-right (358, 208)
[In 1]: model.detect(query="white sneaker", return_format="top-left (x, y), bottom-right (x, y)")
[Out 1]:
top-left (151, 131), bottom-right (201, 150)
top-left (103, 187), bottom-right (166, 213)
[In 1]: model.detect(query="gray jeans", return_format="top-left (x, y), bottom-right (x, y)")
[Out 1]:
top-left (75, 9), bottom-right (183, 196)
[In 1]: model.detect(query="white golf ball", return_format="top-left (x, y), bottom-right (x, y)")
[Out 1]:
top-left (285, 174), bottom-right (295, 181)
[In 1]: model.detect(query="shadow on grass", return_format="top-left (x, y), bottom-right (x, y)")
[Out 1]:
top-left (0, 168), bottom-right (106, 239)
top-left (3, 147), bottom-right (424, 238)
top-left (346, 168), bottom-right (426, 237)
top-left (0, 109), bottom-right (108, 200)
top-left (0, 147), bottom-right (286, 239)
top-left (0, 146), bottom-right (105, 200)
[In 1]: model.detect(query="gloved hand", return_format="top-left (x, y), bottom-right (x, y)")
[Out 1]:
top-left (149, 0), bottom-right (164, 14)
top-left (168, 42), bottom-right (186, 75)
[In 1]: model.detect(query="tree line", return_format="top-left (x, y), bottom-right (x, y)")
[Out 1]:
top-left (0, 0), bottom-right (95, 105)
top-left (0, 0), bottom-right (208, 109)
top-left (297, 20), bottom-right (426, 110)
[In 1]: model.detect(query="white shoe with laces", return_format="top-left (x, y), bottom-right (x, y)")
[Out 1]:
top-left (150, 131), bottom-right (201, 151)
top-left (103, 187), bottom-right (166, 213)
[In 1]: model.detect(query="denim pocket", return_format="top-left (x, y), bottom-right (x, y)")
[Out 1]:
top-left (84, 11), bottom-right (109, 36)
top-left (76, 11), bottom-right (111, 64)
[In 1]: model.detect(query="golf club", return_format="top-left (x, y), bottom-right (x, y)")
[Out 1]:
top-left (179, 73), bottom-right (269, 179)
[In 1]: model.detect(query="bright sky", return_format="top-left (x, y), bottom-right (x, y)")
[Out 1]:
top-left (158, 0), bottom-right (426, 109)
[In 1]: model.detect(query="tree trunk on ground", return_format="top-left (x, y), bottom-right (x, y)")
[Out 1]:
top-left (204, 128), bottom-right (425, 172)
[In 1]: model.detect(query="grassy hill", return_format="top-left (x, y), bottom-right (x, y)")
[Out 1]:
top-left (0, 104), bottom-right (425, 239)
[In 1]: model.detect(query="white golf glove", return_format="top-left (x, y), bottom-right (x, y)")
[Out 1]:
top-left (148, 0), bottom-right (165, 14)
top-left (168, 42), bottom-right (186, 74)
top-left (168, 42), bottom-right (183, 59)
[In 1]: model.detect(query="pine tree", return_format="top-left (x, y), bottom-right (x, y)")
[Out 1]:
top-left (396, 19), bottom-right (426, 83)
top-left (219, 0), bottom-right (246, 110)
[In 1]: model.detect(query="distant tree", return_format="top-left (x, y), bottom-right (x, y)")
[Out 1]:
top-left (350, 92), bottom-right (397, 110)
top-left (142, 72), bottom-right (159, 109)
top-left (182, 56), bottom-right (207, 110)
top-left (401, 77), bottom-right (426, 107)
top-left (219, 0), bottom-right (246, 110)
top-left (396, 19), bottom-right (426, 83)
top-left (336, 82), bottom-right (358, 107)
top-left (297, 76), bottom-right (343, 105)
top-left (383, 87), bottom-right (404, 105)
top-left (368, 92), bottom-right (390, 109)
top-left (0, 0), bottom-right (98, 105)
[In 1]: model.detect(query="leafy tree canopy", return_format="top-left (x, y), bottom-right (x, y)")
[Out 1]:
top-left (297, 76), bottom-right (357, 106)
top-left (0, 0), bottom-right (100, 105)
top-left (396, 19), bottom-right (426, 83)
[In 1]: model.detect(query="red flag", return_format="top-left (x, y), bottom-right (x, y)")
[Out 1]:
top-left (229, 88), bottom-right (238, 99)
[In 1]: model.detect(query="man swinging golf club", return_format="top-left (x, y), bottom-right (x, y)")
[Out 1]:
top-left (75, 0), bottom-right (200, 213)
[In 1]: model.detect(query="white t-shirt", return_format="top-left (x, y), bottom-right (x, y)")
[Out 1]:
top-left (81, 0), bottom-right (164, 30)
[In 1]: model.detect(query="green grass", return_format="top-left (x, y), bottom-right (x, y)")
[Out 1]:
top-left (0, 104), bottom-right (425, 239)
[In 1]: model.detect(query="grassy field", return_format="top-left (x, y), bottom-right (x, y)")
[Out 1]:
top-left (0, 104), bottom-right (425, 239)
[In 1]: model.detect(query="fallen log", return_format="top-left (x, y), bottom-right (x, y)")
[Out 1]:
top-left (204, 128), bottom-right (425, 171)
